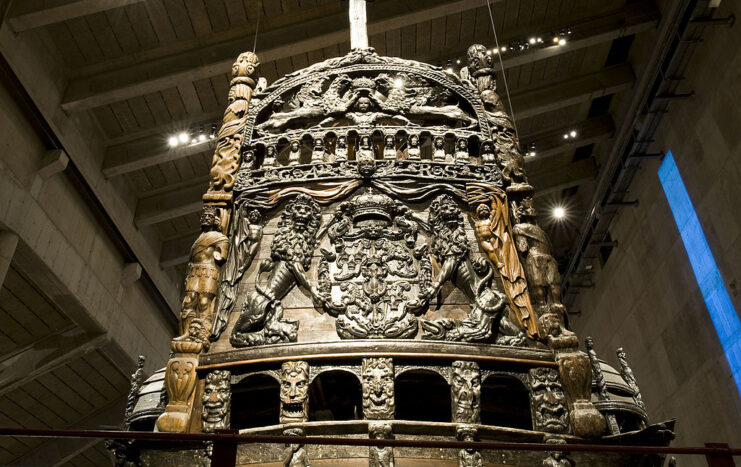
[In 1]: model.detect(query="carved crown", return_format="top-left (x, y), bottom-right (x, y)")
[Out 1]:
top-left (348, 189), bottom-right (396, 222)
top-left (352, 76), bottom-right (376, 91)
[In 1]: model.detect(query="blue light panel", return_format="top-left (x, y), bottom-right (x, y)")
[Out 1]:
top-left (658, 151), bottom-right (741, 395)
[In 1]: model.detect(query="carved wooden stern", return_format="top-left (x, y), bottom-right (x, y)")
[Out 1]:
top-left (119, 18), bottom-right (674, 466)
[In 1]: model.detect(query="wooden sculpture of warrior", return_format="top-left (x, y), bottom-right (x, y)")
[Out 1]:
top-left (174, 206), bottom-right (228, 350)
top-left (207, 51), bottom-right (260, 200)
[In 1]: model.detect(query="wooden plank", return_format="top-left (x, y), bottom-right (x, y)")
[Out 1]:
top-left (123, 3), bottom-right (159, 49)
top-left (224, 0), bottom-right (247, 27)
top-left (161, 86), bottom-right (188, 120)
top-left (3, 267), bottom-right (69, 330)
top-left (9, 386), bottom-right (68, 427)
top-left (84, 350), bottom-right (129, 390)
top-left (193, 77), bottom-right (220, 113)
top-left (415, 20), bottom-right (430, 56)
top-left (45, 23), bottom-right (86, 68)
top-left (0, 395), bottom-right (52, 429)
top-left (104, 7), bottom-right (140, 54)
top-left (7, 0), bottom-right (146, 32)
top-left (444, 13), bottom-right (460, 48)
top-left (204, 0), bottom-right (230, 32)
top-left (163, 0), bottom-right (196, 39)
top-left (0, 306), bottom-right (34, 348)
top-left (184, 0), bottom-right (212, 36)
top-left (400, 24), bottom-right (416, 59)
top-left (110, 100), bottom-right (140, 133)
top-left (65, 16), bottom-right (105, 63)
top-left (429, 16), bottom-right (445, 52)
top-left (459, 8), bottom-right (476, 46)
top-left (144, 0), bottom-right (177, 43)
top-left (84, 12), bottom-right (122, 59)
top-left (40, 371), bottom-right (97, 414)
top-left (177, 82), bottom-right (204, 115)
top-left (144, 92), bottom-right (173, 126)
top-left (127, 95), bottom-right (157, 129)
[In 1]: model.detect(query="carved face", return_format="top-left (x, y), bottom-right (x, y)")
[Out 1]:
top-left (410, 135), bottom-right (419, 146)
top-left (314, 138), bottom-right (324, 150)
top-left (457, 139), bottom-right (468, 150)
top-left (451, 361), bottom-right (481, 423)
top-left (385, 135), bottom-right (395, 146)
top-left (200, 208), bottom-right (218, 231)
top-left (362, 358), bottom-right (395, 419)
top-left (232, 51), bottom-right (258, 78)
top-left (290, 141), bottom-right (300, 151)
top-left (357, 97), bottom-right (372, 111)
top-left (290, 199), bottom-right (314, 228)
top-left (476, 204), bottom-right (490, 220)
top-left (481, 141), bottom-right (494, 153)
top-left (280, 361), bottom-right (309, 423)
top-left (530, 368), bottom-right (569, 433)
top-left (266, 145), bottom-right (276, 156)
top-left (467, 44), bottom-right (490, 70)
top-left (337, 136), bottom-right (347, 148)
top-left (434, 137), bottom-right (444, 149)
top-left (247, 209), bottom-right (261, 225)
top-left (430, 195), bottom-right (461, 223)
top-left (202, 370), bottom-right (231, 432)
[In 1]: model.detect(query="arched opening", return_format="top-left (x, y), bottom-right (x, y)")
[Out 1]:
top-left (231, 374), bottom-right (280, 429)
top-left (395, 370), bottom-right (451, 422)
top-left (309, 370), bottom-right (362, 421)
top-left (480, 375), bottom-right (532, 430)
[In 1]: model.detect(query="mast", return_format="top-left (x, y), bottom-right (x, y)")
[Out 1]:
top-left (349, 0), bottom-right (369, 49)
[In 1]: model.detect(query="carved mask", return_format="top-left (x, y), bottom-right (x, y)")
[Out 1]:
top-left (202, 370), bottom-right (231, 432)
top-left (280, 361), bottom-right (310, 423)
top-left (451, 361), bottom-right (481, 423)
top-left (530, 368), bottom-right (569, 433)
top-left (362, 358), bottom-right (395, 419)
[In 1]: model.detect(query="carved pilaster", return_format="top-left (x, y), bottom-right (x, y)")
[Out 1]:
top-left (362, 357), bottom-right (395, 420)
top-left (555, 350), bottom-right (606, 439)
top-left (282, 427), bottom-right (310, 467)
top-left (456, 424), bottom-right (482, 467)
top-left (280, 361), bottom-right (310, 424)
top-left (451, 361), bottom-right (481, 424)
top-left (528, 367), bottom-right (569, 434)
top-left (202, 370), bottom-right (231, 433)
top-left (369, 422), bottom-right (395, 467)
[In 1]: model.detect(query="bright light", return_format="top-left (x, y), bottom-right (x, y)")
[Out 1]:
top-left (178, 132), bottom-right (189, 144)
top-left (558, 38), bottom-right (567, 46)
top-left (209, 134), bottom-right (215, 139)
top-left (537, 37), bottom-right (543, 43)
top-left (446, 67), bottom-right (454, 73)
top-left (492, 48), bottom-right (499, 54)
top-left (563, 134), bottom-right (569, 139)
top-left (553, 36), bottom-right (559, 43)
top-left (570, 130), bottom-right (577, 138)
top-left (500, 46), bottom-right (507, 52)
top-left (198, 134), bottom-right (207, 141)
top-left (553, 206), bottom-right (566, 219)
top-left (393, 77), bottom-right (404, 88)
top-left (168, 136), bottom-right (179, 147)
top-left (486, 50), bottom-right (492, 55)
top-left (529, 37), bottom-right (537, 44)
top-left (191, 139), bottom-right (198, 145)
top-left (528, 151), bottom-right (536, 157)
top-left (456, 59), bottom-right (461, 64)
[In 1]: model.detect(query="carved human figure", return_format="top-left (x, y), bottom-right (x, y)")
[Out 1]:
top-left (288, 140), bottom-right (301, 165)
top-left (207, 51), bottom-right (259, 198)
top-left (497, 130), bottom-right (532, 193)
top-left (264, 144), bottom-right (277, 167)
top-left (202, 370), bottom-right (231, 432)
top-left (455, 138), bottom-right (470, 163)
top-left (335, 135), bottom-right (348, 161)
top-left (480, 140), bottom-right (496, 164)
top-left (280, 361), bottom-right (310, 424)
top-left (357, 135), bottom-right (375, 162)
top-left (362, 358), bottom-right (395, 420)
top-left (451, 361), bottom-right (481, 424)
top-left (213, 207), bottom-right (263, 339)
top-left (513, 199), bottom-right (562, 315)
top-left (433, 135), bottom-right (447, 162)
top-left (467, 184), bottom-right (538, 340)
top-left (407, 134), bottom-right (420, 160)
top-left (175, 206), bottom-right (228, 350)
top-left (457, 425), bottom-right (483, 467)
top-left (542, 437), bottom-right (573, 467)
top-left (529, 368), bottom-right (569, 433)
top-left (231, 195), bottom-right (322, 347)
top-left (369, 422), bottom-right (394, 467)
top-left (282, 427), bottom-right (310, 467)
top-left (311, 137), bottom-right (325, 163)
top-left (383, 134), bottom-right (397, 160)
top-left (124, 356), bottom-right (146, 424)
top-left (460, 44), bottom-right (505, 114)
top-left (616, 347), bottom-right (645, 411)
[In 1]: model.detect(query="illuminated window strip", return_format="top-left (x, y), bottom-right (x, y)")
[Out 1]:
top-left (658, 151), bottom-right (741, 394)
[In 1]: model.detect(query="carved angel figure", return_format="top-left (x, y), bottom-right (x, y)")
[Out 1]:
top-left (230, 195), bottom-right (323, 347)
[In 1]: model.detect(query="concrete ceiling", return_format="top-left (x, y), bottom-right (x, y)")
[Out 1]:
top-left (0, 0), bottom-right (663, 463)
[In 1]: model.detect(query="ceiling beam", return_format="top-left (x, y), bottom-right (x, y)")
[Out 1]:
top-left (0, 325), bottom-right (106, 398)
top-left (523, 115), bottom-right (615, 162)
top-left (135, 183), bottom-right (207, 227)
top-left (61, 0), bottom-right (500, 112)
top-left (160, 234), bottom-right (199, 269)
top-left (532, 158), bottom-right (598, 198)
top-left (7, 0), bottom-right (144, 32)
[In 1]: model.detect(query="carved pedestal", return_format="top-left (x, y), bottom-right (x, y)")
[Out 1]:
top-left (554, 349), bottom-right (606, 439)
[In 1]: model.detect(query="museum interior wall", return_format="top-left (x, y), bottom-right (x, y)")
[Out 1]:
top-left (570, 0), bottom-right (741, 458)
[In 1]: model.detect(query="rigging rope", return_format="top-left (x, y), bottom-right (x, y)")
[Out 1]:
top-left (252, 0), bottom-right (263, 54)
top-left (484, 0), bottom-right (520, 142)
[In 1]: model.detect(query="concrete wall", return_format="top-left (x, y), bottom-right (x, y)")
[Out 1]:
top-left (0, 75), bottom-right (174, 376)
top-left (570, 2), bottom-right (741, 462)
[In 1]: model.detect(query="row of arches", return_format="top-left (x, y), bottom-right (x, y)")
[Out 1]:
top-left (231, 369), bottom-right (532, 431)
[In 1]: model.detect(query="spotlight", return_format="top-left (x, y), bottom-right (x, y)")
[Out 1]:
top-left (178, 132), bottom-right (189, 144)
top-left (456, 59), bottom-right (461, 64)
top-left (209, 134), bottom-right (215, 139)
top-left (529, 37), bottom-right (536, 45)
top-left (528, 151), bottom-right (536, 157)
top-left (553, 36), bottom-right (559, 43)
top-left (198, 134), bottom-right (206, 142)
top-left (537, 37), bottom-right (543, 43)
top-left (563, 134), bottom-right (569, 139)
top-left (558, 38), bottom-right (567, 46)
top-left (500, 46), bottom-right (507, 52)
top-left (553, 206), bottom-right (566, 219)
top-left (446, 67), bottom-right (454, 73)
top-left (492, 48), bottom-right (499, 54)
top-left (168, 136), bottom-right (179, 147)
top-left (569, 130), bottom-right (577, 138)
top-left (486, 50), bottom-right (492, 55)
